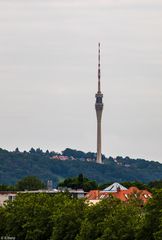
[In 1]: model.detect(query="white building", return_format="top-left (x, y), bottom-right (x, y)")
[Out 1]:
top-left (0, 192), bottom-right (16, 206)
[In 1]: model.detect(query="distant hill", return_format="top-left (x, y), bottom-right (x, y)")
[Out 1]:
top-left (0, 148), bottom-right (162, 186)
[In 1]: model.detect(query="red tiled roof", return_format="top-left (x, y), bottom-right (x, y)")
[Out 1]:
top-left (86, 190), bottom-right (100, 200)
top-left (86, 186), bottom-right (152, 204)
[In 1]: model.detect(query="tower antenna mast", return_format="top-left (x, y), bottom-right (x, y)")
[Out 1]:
top-left (98, 43), bottom-right (101, 93)
top-left (95, 43), bottom-right (104, 164)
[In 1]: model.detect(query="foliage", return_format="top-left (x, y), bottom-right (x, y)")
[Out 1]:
top-left (4, 193), bottom-right (54, 239)
top-left (16, 176), bottom-right (45, 191)
top-left (58, 174), bottom-right (98, 192)
top-left (0, 191), bottom-right (162, 240)
top-left (62, 148), bottom-right (86, 159)
top-left (99, 201), bottom-right (144, 240)
top-left (137, 189), bottom-right (162, 240)
top-left (0, 206), bottom-right (6, 235)
top-left (77, 197), bottom-right (144, 240)
top-left (76, 198), bottom-right (121, 240)
top-left (0, 147), bottom-right (162, 186)
top-left (148, 180), bottom-right (162, 190)
top-left (121, 181), bottom-right (149, 190)
top-left (0, 184), bottom-right (16, 191)
top-left (2, 192), bottom-right (72, 240)
top-left (51, 198), bottom-right (86, 240)
top-left (62, 148), bottom-right (105, 160)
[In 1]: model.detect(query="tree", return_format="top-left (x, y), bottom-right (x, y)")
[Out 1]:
top-left (137, 189), bottom-right (162, 240)
top-left (62, 148), bottom-right (86, 159)
top-left (29, 148), bottom-right (36, 154)
top-left (148, 180), bottom-right (162, 190)
top-left (77, 198), bottom-right (120, 240)
top-left (100, 201), bottom-right (144, 240)
top-left (3, 193), bottom-right (55, 239)
top-left (78, 173), bottom-right (84, 183)
top-left (58, 174), bottom-right (98, 192)
top-left (16, 176), bottom-right (45, 191)
top-left (51, 198), bottom-right (86, 240)
top-left (0, 206), bottom-right (6, 235)
top-left (3, 192), bottom-right (72, 240)
top-left (15, 147), bottom-right (20, 152)
top-left (121, 181), bottom-right (148, 190)
top-left (77, 197), bottom-right (144, 240)
top-left (1, 190), bottom-right (162, 240)
top-left (0, 184), bottom-right (15, 191)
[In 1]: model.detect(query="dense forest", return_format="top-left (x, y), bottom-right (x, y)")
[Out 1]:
top-left (0, 190), bottom-right (162, 240)
top-left (0, 147), bottom-right (162, 186)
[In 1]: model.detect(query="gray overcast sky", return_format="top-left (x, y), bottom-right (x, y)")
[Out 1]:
top-left (0, 0), bottom-right (162, 162)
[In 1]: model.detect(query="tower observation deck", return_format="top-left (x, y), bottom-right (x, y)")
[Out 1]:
top-left (95, 43), bottom-right (103, 164)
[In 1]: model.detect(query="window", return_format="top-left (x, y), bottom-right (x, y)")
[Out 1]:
top-left (8, 195), bottom-right (12, 201)
top-left (125, 194), bottom-right (129, 199)
top-left (96, 97), bottom-right (102, 104)
top-left (100, 195), bottom-right (105, 199)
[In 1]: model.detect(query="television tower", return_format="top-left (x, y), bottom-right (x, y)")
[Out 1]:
top-left (95, 43), bottom-right (104, 164)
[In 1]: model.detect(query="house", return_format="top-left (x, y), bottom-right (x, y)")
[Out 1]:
top-left (0, 188), bottom-right (86, 206)
top-left (86, 183), bottom-right (152, 204)
top-left (0, 191), bottom-right (17, 206)
top-left (51, 155), bottom-right (69, 161)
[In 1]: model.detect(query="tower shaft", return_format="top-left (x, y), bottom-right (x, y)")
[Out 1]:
top-left (97, 115), bottom-right (102, 163)
top-left (95, 43), bottom-right (103, 164)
